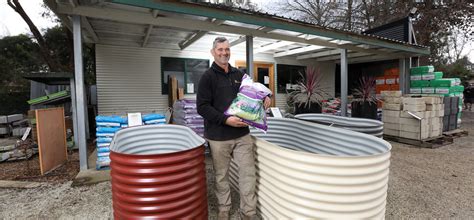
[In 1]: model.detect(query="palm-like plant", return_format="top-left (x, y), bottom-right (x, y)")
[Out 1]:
top-left (352, 75), bottom-right (378, 104)
top-left (288, 66), bottom-right (329, 108)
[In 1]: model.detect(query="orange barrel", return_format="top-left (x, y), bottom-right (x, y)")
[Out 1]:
top-left (109, 124), bottom-right (207, 219)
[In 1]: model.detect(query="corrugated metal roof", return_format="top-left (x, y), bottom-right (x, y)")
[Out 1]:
top-left (174, 1), bottom-right (428, 49)
top-left (46, 0), bottom-right (430, 62)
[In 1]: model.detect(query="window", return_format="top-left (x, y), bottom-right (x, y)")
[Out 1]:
top-left (161, 57), bottom-right (209, 94)
top-left (276, 64), bottom-right (306, 93)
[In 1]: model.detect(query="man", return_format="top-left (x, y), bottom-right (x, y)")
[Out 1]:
top-left (197, 37), bottom-right (271, 220)
top-left (464, 84), bottom-right (473, 111)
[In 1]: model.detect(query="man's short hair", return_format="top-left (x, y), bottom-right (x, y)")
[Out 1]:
top-left (212, 37), bottom-right (228, 49)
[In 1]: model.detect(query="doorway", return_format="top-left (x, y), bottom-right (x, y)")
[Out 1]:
top-left (235, 61), bottom-right (275, 107)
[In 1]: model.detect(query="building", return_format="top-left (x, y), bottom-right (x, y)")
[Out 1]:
top-left (45, 0), bottom-right (429, 169)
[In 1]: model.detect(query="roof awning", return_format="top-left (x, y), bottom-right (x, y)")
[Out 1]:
top-left (23, 72), bottom-right (73, 85)
top-left (45, 0), bottom-right (430, 63)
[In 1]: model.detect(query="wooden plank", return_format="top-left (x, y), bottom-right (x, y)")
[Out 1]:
top-left (178, 88), bottom-right (184, 100)
top-left (0, 180), bottom-right (42, 189)
top-left (383, 134), bottom-right (453, 149)
top-left (443, 129), bottom-right (468, 138)
top-left (168, 76), bottom-right (178, 107)
top-left (35, 107), bottom-right (68, 175)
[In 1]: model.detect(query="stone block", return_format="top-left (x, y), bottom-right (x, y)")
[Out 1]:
top-left (430, 129), bottom-right (441, 138)
top-left (438, 109), bottom-right (445, 117)
top-left (400, 130), bottom-right (429, 140)
top-left (400, 111), bottom-right (426, 118)
top-left (0, 126), bottom-right (9, 135)
top-left (400, 118), bottom-right (428, 127)
top-left (422, 96), bottom-right (443, 104)
top-left (383, 97), bottom-right (402, 104)
top-left (404, 104), bottom-right (426, 112)
top-left (400, 123), bottom-right (430, 133)
top-left (384, 122), bottom-right (400, 130)
top-left (424, 111), bottom-right (433, 118)
top-left (384, 128), bottom-right (400, 137)
top-left (7, 114), bottom-right (24, 123)
top-left (0, 116), bottom-right (7, 124)
top-left (383, 103), bottom-right (402, 111)
top-left (402, 97), bottom-right (426, 105)
top-left (383, 110), bottom-right (401, 117)
top-left (382, 115), bottom-right (401, 124)
top-left (381, 90), bottom-right (402, 98)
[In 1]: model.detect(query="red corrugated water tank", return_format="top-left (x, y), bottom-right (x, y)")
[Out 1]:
top-left (109, 124), bottom-right (207, 219)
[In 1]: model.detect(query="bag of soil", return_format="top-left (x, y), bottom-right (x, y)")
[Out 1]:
top-left (224, 74), bottom-right (272, 132)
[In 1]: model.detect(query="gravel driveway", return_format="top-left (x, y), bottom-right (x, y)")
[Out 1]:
top-left (1, 112), bottom-right (473, 219)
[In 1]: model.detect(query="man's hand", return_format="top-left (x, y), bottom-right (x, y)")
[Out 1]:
top-left (225, 116), bottom-right (248, 127)
top-left (263, 96), bottom-right (271, 109)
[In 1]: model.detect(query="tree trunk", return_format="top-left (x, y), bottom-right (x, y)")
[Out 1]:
top-left (347, 0), bottom-right (352, 30)
top-left (7, 0), bottom-right (64, 72)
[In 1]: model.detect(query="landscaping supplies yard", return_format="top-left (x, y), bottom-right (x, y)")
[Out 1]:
top-left (0, 112), bottom-right (473, 219)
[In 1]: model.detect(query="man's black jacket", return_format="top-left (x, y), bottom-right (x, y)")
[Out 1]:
top-left (197, 62), bottom-right (249, 141)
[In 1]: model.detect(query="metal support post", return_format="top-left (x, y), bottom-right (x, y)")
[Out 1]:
top-left (73, 15), bottom-right (88, 170)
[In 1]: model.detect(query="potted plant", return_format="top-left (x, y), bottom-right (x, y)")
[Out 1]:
top-left (351, 75), bottom-right (378, 119)
top-left (287, 66), bottom-right (329, 114)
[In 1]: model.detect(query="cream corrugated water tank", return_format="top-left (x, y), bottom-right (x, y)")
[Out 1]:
top-left (294, 113), bottom-right (384, 137)
top-left (230, 117), bottom-right (392, 219)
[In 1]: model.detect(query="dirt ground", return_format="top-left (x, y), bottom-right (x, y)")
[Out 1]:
top-left (0, 150), bottom-right (80, 183)
top-left (0, 112), bottom-right (473, 219)
top-left (0, 141), bottom-right (96, 183)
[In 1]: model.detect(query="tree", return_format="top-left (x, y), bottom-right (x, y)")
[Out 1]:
top-left (439, 28), bottom-right (472, 65)
top-left (0, 34), bottom-right (42, 114)
top-left (6, 0), bottom-right (96, 84)
top-left (276, 0), bottom-right (342, 28)
top-left (0, 35), bottom-right (43, 92)
top-left (7, 0), bottom-right (65, 71)
top-left (272, 0), bottom-right (473, 67)
top-left (435, 56), bottom-right (472, 84)
top-left (43, 26), bottom-right (74, 71)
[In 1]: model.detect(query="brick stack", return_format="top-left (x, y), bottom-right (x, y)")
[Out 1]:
top-left (0, 114), bottom-right (28, 138)
top-left (442, 97), bottom-right (460, 131)
top-left (409, 65), bottom-right (464, 127)
top-left (27, 110), bottom-right (38, 142)
top-left (375, 68), bottom-right (400, 107)
top-left (381, 91), bottom-right (403, 137)
top-left (0, 115), bottom-right (9, 136)
top-left (382, 91), bottom-right (444, 140)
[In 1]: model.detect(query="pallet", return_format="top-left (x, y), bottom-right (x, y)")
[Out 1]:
top-left (443, 129), bottom-right (468, 138)
top-left (383, 135), bottom-right (453, 148)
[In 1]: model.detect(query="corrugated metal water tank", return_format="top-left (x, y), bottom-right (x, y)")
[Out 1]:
top-left (294, 113), bottom-right (384, 137)
top-left (109, 125), bottom-right (207, 219)
top-left (230, 118), bottom-right (392, 219)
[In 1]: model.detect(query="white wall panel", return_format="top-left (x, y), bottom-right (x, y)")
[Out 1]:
top-left (96, 44), bottom-right (336, 115)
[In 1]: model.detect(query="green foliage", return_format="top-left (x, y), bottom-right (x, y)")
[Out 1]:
top-left (287, 66), bottom-right (330, 108)
top-left (43, 26), bottom-right (73, 70)
top-left (435, 56), bottom-right (473, 84)
top-left (0, 25), bottom-right (96, 92)
top-left (352, 75), bottom-right (377, 104)
top-left (0, 34), bottom-right (44, 93)
top-left (42, 25), bottom-right (96, 85)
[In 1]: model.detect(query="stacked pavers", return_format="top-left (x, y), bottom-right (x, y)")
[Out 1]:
top-left (382, 91), bottom-right (444, 140)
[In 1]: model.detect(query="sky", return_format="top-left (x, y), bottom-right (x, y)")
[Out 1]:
top-left (1, 1), bottom-right (472, 63)
top-left (0, 1), bottom-right (57, 37)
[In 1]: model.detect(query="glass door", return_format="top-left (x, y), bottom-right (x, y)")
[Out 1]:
top-left (235, 61), bottom-right (275, 107)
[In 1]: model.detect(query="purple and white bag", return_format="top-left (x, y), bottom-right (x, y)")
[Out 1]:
top-left (224, 74), bottom-right (272, 132)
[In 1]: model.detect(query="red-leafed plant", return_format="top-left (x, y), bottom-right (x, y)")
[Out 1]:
top-left (288, 66), bottom-right (329, 108)
top-left (352, 75), bottom-right (378, 104)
